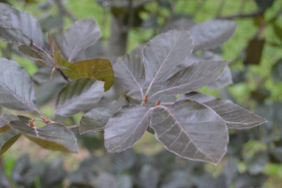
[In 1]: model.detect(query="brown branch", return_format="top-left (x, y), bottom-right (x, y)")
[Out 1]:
top-left (56, 68), bottom-right (71, 82)
top-left (133, 0), bottom-right (154, 8)
top-left (54, 0), bottom-right (77, 22)
top-left (219, 10), bottom-right (263, 20)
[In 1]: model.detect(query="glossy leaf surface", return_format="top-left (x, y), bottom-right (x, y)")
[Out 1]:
top-left (104, 105), bottom-right (151, 153)
top-left (151, 100), bottom-right (228, 164)
top-left (63, 18), bottom-right (100, 62)
top-left (0, 58), bottom-right (36, 111)
top-left (177, 92), bottom-right (266, 129)
top-left (55, 78), bottom-right (104, 117)
top-left (63, 59), bottom-right (114, 91)
top-left (9, 121), bottom-right (78, 153)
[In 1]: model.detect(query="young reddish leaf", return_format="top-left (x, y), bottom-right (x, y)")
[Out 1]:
top-left (189, 20), bottom-right (237, 51)
top-left (0, 114), bottom-right (19, 133)
top-left (9, 121), bottom-right (78, 153)
top-left (63, 18), bottom-right (100, 62)
top-left (54, 78), bottom-right (104, 117)
top-left (79, 108), bottom-right (113, 134)
top-left (177, 92), bottom-right (267, 129)
top-left (104, 105), bottom-right (151, 153)
top-left (63, 59), bottom-right (114, 91)
top-left (0, 58), bottom-right (36, 111)
top-left (48, 34), bottom-right (72, 68)
top-left (143, 30), bottom-right (193, 84)
top-left (151, 100), bottom-right (228, 164)
top-left (0, 129), bottom-right (21, 155)
top-left (113, 54), bottom-right (145, 93)
top-left (150, 60), bottom-right (229, 98)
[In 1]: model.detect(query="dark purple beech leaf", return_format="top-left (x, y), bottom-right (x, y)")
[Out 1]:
top-left (63, 18), bottom-right (100, 62)
top-left (54, 78), bottom-right (104, 117)
top-left (130, 44), bottom-right (145, 58)
top-left (104, 105), bottom-right (151, 153)
top-left (0, 114), bottom-right (19, 133)
top-left (143, 30), bottom-right (193, 83)
top-left (208, 66), bottom-right (232, 89)
top-left (150, 100), bottom-right (228, 164)
top-left (189, 20), bottom-right (237, 51)
top-left (48, 34), bottom-right (72, 68)
top-left (63, 58), bottom-right (114, 91)
top-left (127, 85), bottom-right (176, 105)
top-left (79, 108), bottom-right (113, 134)
top-left (32, 67), bottom-right (65, 85)
top-left (0, 3), bottom-right (44, 48)
top-left (0, 58), bottom-right (36, 111)
top-left (9, 121), bottom-right (78, 153)
top-left (166, 51), bottom-right (233, 89)
top-left (150, 60), bottom-right (229, 97)
top-left (177, 92), bottom-right (266, 129)
top-left (0, 129), bottom-right (21, 155)
top-left (17, 45), bottom-right (56, 67)
top-left (113, 54), bottom-right (145, 92)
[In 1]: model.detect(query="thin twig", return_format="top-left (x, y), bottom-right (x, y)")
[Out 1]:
top-left (133, 0), bottom-right (154, 8)
top-left (67, 125), bottom-right (79, 129)
top-left (215, 0), bottom-right (227, 18)
top-left (56, 68), bottom-right (71, 82)
top-left (219, 10), bottom-right (263, 20)
top-left (54, 0), bottom-right (77, 22)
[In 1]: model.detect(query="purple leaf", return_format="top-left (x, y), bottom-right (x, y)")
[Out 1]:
top-left (104, 105), bottom-right (151, 153)
top-left (177, 92), bottom-right (267, 129)
top-left (150, 100), bottom-right (228, 164)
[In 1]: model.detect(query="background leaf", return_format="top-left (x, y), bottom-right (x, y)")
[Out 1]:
top-left (189, 20), bottom-right (237, 51)
top-left (0, 114), bottom-right (18, 133)
top-left (0, 58), bottom-right (36, 111)
top-left (151, 100), bottom-right (228, 164)
top-left (55, 78), bottom-right (104, 117)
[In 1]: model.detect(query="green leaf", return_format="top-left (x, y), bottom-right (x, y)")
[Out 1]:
top-left (9, 121), bottom-right (78, 153)
top-left (0, 114), bottom-right (18, 133)
top-left (54, 78), bottom-right (104, 117)
top-left (48, 34), bottom-right (72, 68)
top-left (0, 58), bottom-right (37, 111)
top-left (63, 59), bottom-right (114, 91)
top-left (0, 129), bottom-right (21, 155)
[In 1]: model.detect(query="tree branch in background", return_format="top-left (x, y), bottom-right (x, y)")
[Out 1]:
top-left (133, 0), bottom-right (154, 8)
top-left (215, 0), bottom-right (227, 18)
top-left (219, 10), bottom-right (263, 20)
top-left (54, 0), bottom-right (77, 22)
